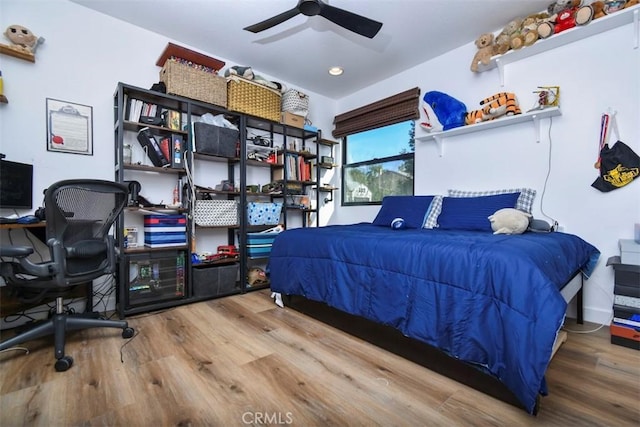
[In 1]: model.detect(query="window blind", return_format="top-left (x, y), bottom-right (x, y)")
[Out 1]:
top-left (332, 87), bottom-right (421, 139)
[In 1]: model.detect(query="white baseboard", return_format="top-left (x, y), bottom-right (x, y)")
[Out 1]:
top-left (564, 289), bottom-right (612, 326)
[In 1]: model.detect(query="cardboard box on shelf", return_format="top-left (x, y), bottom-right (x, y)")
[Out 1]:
top-left (281, 112), bottom-right (305, 128)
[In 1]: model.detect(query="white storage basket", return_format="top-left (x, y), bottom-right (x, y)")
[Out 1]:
top-left (281, 89), bottom-right (309, 117)
top-left (194, 200), bottom-right (238, 227)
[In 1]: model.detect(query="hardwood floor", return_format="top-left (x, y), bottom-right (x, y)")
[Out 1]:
top-left (1, 290), bottom-right (639, 426)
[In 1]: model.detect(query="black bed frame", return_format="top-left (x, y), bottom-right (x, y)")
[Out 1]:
top-left (283, 276), bottom-right (584, 415)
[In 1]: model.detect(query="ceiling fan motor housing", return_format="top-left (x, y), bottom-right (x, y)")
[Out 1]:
top-left (299, 0), bottom-right (322, 16)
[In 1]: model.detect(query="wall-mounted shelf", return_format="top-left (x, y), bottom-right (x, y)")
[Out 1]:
top-left (0, 44), bottom-right (35, 62)
top-left (416, 107), bottom-right (561, 156)
top-left (477, 5), bottom-right (639, 85)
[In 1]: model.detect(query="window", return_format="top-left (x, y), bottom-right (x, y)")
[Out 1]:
top-left (342, 120), bottom-right (415, 205)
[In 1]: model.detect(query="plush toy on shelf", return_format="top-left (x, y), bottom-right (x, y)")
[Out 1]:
top-left (510, 12), bottom-right (551, 49)
top-left (3, 24), bottom-right (44, 54)
top-left (538, 0), bottom-right (583, 38)
top-left (494, 18), bottom-right (523, 55)
top-left (470, 32), bottom-right (496, 72)
top-left (625, 0), bottom-right (640, 9)
top-left (573, 1), bottom-right (608, 26)
top-left (420, 91), bottom-right (467, 131)
top-left (465, 92), bottom-right (521, 125)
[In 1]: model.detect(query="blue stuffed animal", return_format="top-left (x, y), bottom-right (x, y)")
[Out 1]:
top-left (422, 91), bottom-right (468, 131)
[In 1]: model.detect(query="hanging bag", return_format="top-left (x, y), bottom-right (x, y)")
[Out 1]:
top-left (591, 112), bottom-right (640, 192)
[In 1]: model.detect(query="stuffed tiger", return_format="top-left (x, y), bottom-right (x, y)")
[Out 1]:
top-left (465, 92), bottom-right (522, 125)
top-left (465, 108), bottom-right (485, 125)
top-left (480, 92), bottom-right (521, 120)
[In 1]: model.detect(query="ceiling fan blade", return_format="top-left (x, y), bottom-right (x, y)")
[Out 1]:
top-left (243, 7), bottom-right (301, 33)
top-left (318, 3), bottom-right (382, 39)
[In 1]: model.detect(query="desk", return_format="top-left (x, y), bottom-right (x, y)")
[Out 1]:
top-left (0, 221), bottom-right (46, 242)
top-left (0, 221), bottom-right (46, 230)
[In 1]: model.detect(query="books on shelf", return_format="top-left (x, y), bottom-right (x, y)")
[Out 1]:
top-left (137, 127), bottom-right (170, 168)
top-left (126, 97), bottom-right (181, 126)
top-left (171, 134), bottom-right (184, 169)
top-left (165, 110), bottom-right (182, 130)
top-left (274, 152), bottom-right (314, 182)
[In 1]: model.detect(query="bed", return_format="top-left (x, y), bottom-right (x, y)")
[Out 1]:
top-left (267, 194), bottom-right (600, 414)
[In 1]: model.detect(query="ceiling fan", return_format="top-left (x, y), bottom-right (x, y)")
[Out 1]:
top-left (243, 0), bottom-right (383, 39)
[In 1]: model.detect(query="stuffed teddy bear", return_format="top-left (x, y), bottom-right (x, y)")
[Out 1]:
top-left (488, 208), bottom-right (532, 235)
top-left (494, 18), bottom-right (523, 55)
top-left (470, 32), bottom-right (495, 72)
top-left (511, 12), bottom-right (551, 49)
top-left (538, 0), bottom-right (583, 38)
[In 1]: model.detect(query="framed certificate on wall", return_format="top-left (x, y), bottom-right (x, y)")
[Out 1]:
top-left (46, 98), bottom-right (93, 155)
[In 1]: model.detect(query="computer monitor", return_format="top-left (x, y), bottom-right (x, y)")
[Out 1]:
top-left (0, 158), bottom-right (34, 210)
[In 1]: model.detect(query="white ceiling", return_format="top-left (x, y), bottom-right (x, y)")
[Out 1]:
top-left (71, 0), bottom-right (552, 100)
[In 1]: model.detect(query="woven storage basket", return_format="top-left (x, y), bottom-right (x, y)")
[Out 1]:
top-left (160, 60), bottom-right (227, 108)
top-left (227, 76), bottom-right (281, 122)
top-left (194, 200), bottom-right (238, 227)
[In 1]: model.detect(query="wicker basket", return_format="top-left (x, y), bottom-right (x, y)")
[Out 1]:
top-left (160, 60), bottom-right (227, 108)
top-left (227, 76), bottom-right (281, 122)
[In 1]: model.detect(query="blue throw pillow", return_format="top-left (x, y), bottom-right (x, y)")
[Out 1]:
top-left (437, 193), bottom-right (520, 231)
top-left (372, 196), bottom-right (435, 229)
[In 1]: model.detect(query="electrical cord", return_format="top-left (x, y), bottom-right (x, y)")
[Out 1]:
top-left (563, 268), bottom-right (615, 334)
top-left (539, 116), bottom-right (559, 231)
top-left (0, 346), bottom-right (29, 355)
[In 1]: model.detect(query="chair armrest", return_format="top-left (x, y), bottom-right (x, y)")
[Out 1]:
top-left (0, 246), bottom-right (34, 258)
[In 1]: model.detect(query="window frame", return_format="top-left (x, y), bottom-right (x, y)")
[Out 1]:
top-left (340, 121), bottom-right (415, 206)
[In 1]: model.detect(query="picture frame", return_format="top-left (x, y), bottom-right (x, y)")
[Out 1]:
top-left (46, 98), bottom-right (93, 155)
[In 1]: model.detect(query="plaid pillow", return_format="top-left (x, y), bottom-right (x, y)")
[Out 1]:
top-left (447, 188), bottom-right (536, 213)
top-left (423, 195), bottom-right (443, 229)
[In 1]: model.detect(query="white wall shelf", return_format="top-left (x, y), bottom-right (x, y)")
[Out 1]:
top-left (477, 5), bottom-right (639, 85)
top-left (416, 107), bottom-right (562, 156)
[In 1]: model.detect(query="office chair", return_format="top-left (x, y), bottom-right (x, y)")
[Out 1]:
top-left (0, 179), bottom-right (134, 371)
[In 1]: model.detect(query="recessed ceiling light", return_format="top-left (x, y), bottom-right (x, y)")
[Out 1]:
top-left (328, 66), bottom-right (344, 76)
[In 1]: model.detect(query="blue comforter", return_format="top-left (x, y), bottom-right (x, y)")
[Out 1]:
top-left (268, 224), bottom-right (600, 413)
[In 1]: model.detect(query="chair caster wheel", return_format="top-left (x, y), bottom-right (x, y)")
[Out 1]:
top-left (122, 327), bottom-right (134, 339)
top-left (55, 355), bottom-right (73, 372)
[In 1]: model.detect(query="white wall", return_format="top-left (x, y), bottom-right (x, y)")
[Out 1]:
top-left (332, 20), bottom-right (640, 325)
top-left (0, 0), bottom-right (335, 315)
top-left (0, 0), bottom-right (335, 217)
top-left (1, 1), bottom-right (638, 324)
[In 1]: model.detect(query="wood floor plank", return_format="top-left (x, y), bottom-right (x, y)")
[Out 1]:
top-left (1, 290), bottom-right (639, 426)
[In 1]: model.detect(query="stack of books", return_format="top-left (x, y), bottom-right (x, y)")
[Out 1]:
top-left (607, 256), bottom-right (640, 350)
top-left (136, 128), bottom-right (185, 169)
top-left (144, 214), bottom-right (187, 248)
